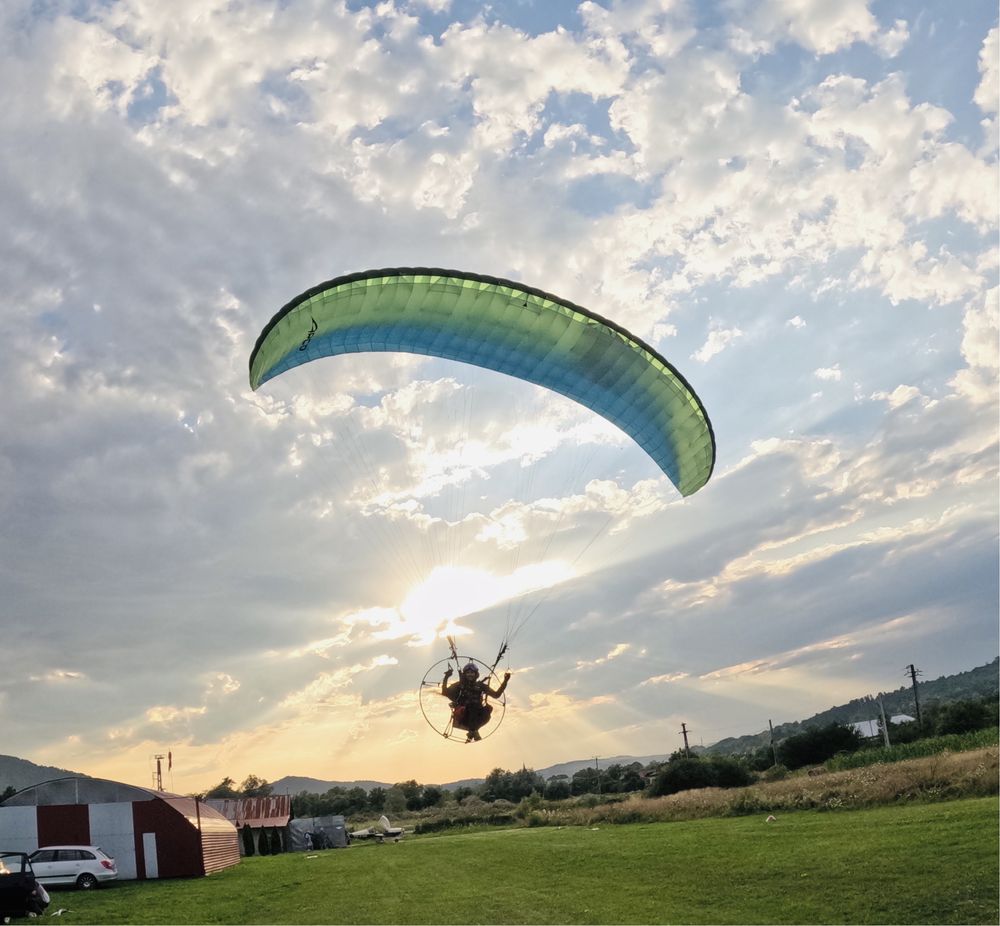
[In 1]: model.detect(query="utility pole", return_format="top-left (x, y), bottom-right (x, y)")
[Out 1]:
top-left (906, 664), bottom-right (923, 728)
top-left (680, 723), bottom-right (691, 758)
top-left (768, 719), bottom-right (777, 767)
top-left (877, 697), bottom-right (891, 748)
top-left (595, 757), bottom-right (601, 797)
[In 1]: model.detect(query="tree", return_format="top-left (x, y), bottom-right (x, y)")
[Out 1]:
top-left (239, 775), bottom-right (273, 797)
top-left (345, 787), bottom-right (368, 814)
top-left (935, 698), bottom-right (992, 735)
top-left (367, 787), bottom-right (386, 811)
top-left (393, 780), bottom-right (424, 811)
top-left (543, 778), bottom-right (571, 800)
top-left (777, 723), bottom-right (863, 769)
top-left (571, 767), bottom-right (599, 795)
top-left (481, 767), bottom-right (544, 802)
top-left (509, 768), bottom-right (544, 801)
top-left (0, 785), bottom-right (16, 802)
top-left (619, 764), bottom-right (646, 793)
top-left (648, 756), bottom-right (753, 797)
top-left (453, 786), bottom-right (475, 803)
top-left (204, 777), bottom-right (239, 799)
top-left (384, 786), bottom-right (406, 814)
top-left (421, 786), bottom-right (444, 808)
top-left (649, 758), bottom-right (715, 797)
top-left (241, 824), bottom-right (255, 856)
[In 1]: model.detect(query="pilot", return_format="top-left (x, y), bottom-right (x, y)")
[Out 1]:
top-left (441, 662), bottom-right (511, 742)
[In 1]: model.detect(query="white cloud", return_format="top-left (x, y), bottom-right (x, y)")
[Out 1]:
top-left (692, 325), bottom-right (743, 362)
top-left (974, 27), bottom-right (999, 115)
top-left (875, 20), bottom-right (909, 58)
top-left (580, 0), bottom-right (696, 60)
top-left (441, 18), bottom-right (626, 150)
top-left (951, 286), bottom-right (1000, 405)
top-left (206, 673), bottom-right (241, 696)
top-left (279, 656), bottom-right (398, 711)
top-left (729, 0), bottom-right (882, 56)
top-left (29, 670), bottom-right (87, 683)
top-left (814, 364), bottom-right (842, 382)
top-left (576, 643), bottom-right (631, 669)
top-left (640, 671), bottom-right (689, 686)
top-left (145, 705), bottom-right (206, 725)
top-left (870, 385), bottom-right (922, 409)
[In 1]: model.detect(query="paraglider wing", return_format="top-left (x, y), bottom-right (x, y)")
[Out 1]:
top-left (249, 268), bottom-right (715, 496)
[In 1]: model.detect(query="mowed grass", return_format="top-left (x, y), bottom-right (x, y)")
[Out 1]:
top-left (51, 797), bottom-right (997, 925)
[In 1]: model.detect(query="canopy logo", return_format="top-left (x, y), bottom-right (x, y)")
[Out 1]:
top-left (298, 317), bottom-right (318, 351)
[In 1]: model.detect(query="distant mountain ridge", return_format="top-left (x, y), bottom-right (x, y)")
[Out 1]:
top-left (0, 755), bottom-right (86, 793)
top-left (270, 776), bottom-right (389, 794)
top-left (270, 753), bottom-right (672, 794)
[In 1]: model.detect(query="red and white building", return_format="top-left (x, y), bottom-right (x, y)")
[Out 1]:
top-left (0, 777), bottom-right (240, 880)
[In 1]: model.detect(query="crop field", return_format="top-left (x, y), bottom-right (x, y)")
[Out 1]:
top-left (35, 796), bottom-right (998, 925)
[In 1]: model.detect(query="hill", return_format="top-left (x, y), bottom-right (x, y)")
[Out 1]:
top-left (271, 775), bottom-right (389, 794)
top-left (271, 755), bottom-right (670, 795)
top-left (534, 754), bottom-right (670, 780)
top-left (704, 657), bottom-right (999, 756)
top-left (0, 754), bottom-right (86, 793)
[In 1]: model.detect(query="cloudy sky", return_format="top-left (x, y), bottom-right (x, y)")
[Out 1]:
top-left (2, 0), bottom-right (997, 794)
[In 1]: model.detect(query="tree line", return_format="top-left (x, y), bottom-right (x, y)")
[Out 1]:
top-left (193, 694), bottom-right (998, 812)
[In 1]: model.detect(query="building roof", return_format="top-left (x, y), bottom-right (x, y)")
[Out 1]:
top-left (203, 795), bottom-right (291, 828)
top-left (2, 777), bottom-right (236, 831)
top-left (3, 776), bottom-right (167, 806)
top-left (850, 720), bottom-right (881, 738)
top-left (849, 714), bottom-right (917, 738)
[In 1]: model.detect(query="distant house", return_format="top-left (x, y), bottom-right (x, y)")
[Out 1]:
top-left (849, 714), bottom-right (916, 739)
top-left (0, 777), bottom-right (239, 880)
top-left (203, 795), bottom-right (291, 855)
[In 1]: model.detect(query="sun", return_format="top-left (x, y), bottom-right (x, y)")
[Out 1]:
top-left (394, 561), bottom-right (576, 645)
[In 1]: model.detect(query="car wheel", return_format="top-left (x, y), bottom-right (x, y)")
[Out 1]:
top-left (77, 873), bottom-right (99, 890)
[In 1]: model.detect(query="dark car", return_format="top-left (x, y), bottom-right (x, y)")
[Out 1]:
top-left (0, 851), bottom-right (50, 920)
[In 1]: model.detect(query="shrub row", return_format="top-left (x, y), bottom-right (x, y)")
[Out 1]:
top-left (413, 813), bottom-right (515, 834)
top-left (825, 728), bottom-right (999, 771)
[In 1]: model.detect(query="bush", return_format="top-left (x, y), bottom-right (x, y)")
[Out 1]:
top-left (544, 778), bottom-right (572, 801)
top-left (936, 699), bottom-right (993, 735)
top-left (712, 757), bottom-right (754, 788)
top-left (648, 756), bottom-right (753, 797)
top-left (825, 728), bottom-right (1000, 771)
top-left (778, 723), bottom-right (863, 769)
top-left (760, 764), bottom-right (789, 782)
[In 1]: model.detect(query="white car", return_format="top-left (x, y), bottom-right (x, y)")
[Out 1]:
top-left (28, 846), bottom-right (117, 890)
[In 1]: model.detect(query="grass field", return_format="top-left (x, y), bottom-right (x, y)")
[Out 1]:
top-left (40, 796), bottom-right (998, 925)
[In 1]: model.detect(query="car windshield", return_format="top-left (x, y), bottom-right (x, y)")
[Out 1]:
top-left (0, 853), bottom-right (29, 876)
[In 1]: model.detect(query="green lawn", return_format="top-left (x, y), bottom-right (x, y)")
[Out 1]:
top-left (45, 797), bottom-right (998, 925)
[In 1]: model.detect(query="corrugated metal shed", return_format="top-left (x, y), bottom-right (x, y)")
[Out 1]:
top-left (204, 795), bottom-right (291, 828)
top-left (204, 796), bottom-right (292, 856)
